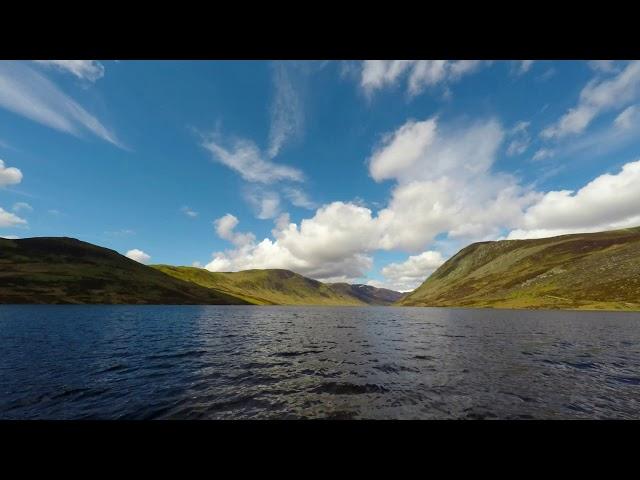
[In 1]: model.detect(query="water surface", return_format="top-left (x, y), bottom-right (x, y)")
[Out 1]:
top-left (1, 305), bottom-right (639, 419)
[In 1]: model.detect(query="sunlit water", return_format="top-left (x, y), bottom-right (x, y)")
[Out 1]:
top-left (1, 305), bottom-right (640, 419)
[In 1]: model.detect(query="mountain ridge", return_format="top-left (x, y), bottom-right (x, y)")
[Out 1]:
top-left (399, 227), bottom-right (640, 310)
top-left (0, 237), bottom-right (249, 305)
top-left (153, 265), bottom-right (402, 306)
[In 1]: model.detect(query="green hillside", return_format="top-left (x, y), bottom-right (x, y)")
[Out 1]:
top-left (0, 237), bottom-right (249, 305)
top-left (153, 266), bottom-right (396, 305)
top-left (399, 227), bottom-right (640, 311)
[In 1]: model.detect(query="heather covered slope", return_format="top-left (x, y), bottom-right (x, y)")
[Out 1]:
top-left (0, 237), bottom-right (249, 305)
top-left (153, 266), bottom-right (402, 306)
top-left (400, 227), bottom-right (640, 311)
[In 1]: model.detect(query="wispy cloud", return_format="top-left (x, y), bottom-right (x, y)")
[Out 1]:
top-left (542, 61), bottom-right (640, 139)
top-left (181, 206), bottom-right (198, 218)
top-left (268, 62), bottom-right (304, 158)
top-left (283, 187), bottom-right (316, 209)
top-left (34, 60), bottom-right (105, 82)
top-left (0, 61), bottom-right (123, 148)
top-left (513, 60), bottom-right (535, 76)
top-left (360, 60), bottom-right (489, 98)
top-left (202, 135), bottom-right (303, 184)
top-left (12, 202), bottom-right (32, 213)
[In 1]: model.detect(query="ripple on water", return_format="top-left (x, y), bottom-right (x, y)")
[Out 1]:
top-left (2, 305), bottom-right (640, 419)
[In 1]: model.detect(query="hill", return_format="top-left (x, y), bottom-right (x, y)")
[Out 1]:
top-left (328, 283), bottom-right (405, 305)
top-left (0, 237), bottom-right (249, 305)
top-left (399, 227), bottom-right (640, 310)
top-left (153, 266), bottom-right (401, 306)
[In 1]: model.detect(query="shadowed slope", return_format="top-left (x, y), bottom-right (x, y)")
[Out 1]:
top-left (0, 237), bottom-right (249, 305)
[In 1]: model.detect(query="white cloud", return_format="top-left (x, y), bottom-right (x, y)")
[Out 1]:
top-left (0, 62), bottom-right (122, 147)
top-left (0, 207), bottom-right (27, 228)
top-left (205, 206), bottom-right (375, 282)
top-left (202, 135), bottom-right (303, 184)
top-left (514, 60), bottom-right (535, 75)
top-left (12, 202), bottom-right (32, 212)
top-left (268, 62), bottom-right (304, 158)
top-left (0, 235), bottom-right (20, 239)
top-left (532, 148), bottom-right (554, 161)
top-left (614, 105), bottom-right (640, 130)
top-left (0, 159), bottom-right (22, 187)
top-left (360, 60), bottom-right (487, 97)
top-left (202, 115), bottom-right (640, 285)
top-left (506, 121), bottom-right (531, 156)
top-left (375, 250), bottom-right (446, 292)
top-left (125, 249), bottom-right (151, 264)
top-left (214, 214), bottom-right (255, 247)
top-left (542, 61), bottom-right (640, 139)
top-left (34, 60), bottom-right (105, 82)
top-left (507, 159), bottom-right (640, 239)
top-left (283, 187), bottom-right (316, 209)
top-left (587, 60), bottom-right (619, 74)
top-left (203, 116), bottom-right (541, 282)
top-left (181, 206), bottom-right (198, 218)
top-left (244, 188), bottom-right (281, 219)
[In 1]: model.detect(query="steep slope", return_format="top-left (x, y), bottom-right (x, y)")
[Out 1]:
top-left (400, 227), bottom-right (640, 311)
top-left (153, 266), bottom-right (401, 306)
top-left (0, 237), bottom-right (249, 305)
top-left (328, 283), bottom-right (405, 305)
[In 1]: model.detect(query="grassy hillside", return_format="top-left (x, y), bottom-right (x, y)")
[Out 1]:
top-left (153, 266), bottom-right (400, 306)
top-left (328, 283), bottom-right (405, 305)
top-left (0, 237), bottom-right (249, 305)
top-left (400, 227), bottom-right (640, 311)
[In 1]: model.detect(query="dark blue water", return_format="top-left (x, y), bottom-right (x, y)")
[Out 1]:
top-left (1, 305), bottom-right (640, 419)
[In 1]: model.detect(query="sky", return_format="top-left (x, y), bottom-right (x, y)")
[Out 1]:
top-left (2, 60), bottom-right (640, 291)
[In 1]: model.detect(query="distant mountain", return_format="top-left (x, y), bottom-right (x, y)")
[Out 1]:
top-left (154, 266), bottom-right (402, 306)
top-left (400, 227), bottom-right (640, 311)
top-left (0, 237), bottom-right (249, 305)
top-left (328, 283), bottom-right (405, 305)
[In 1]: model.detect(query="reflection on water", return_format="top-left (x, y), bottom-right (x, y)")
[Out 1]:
top-left (1, 305), bottom-right (639, 419)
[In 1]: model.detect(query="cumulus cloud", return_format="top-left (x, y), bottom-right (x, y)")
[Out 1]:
top-left (205, 206), bottom-right (375, 282)
top-left (201, 114), bottom-right (640, 285)
top-left (203, 116), bottom-right (540, 281)
top-left (507, 159), bottom-right (640, 239)
top-left (214, 214), bottom-right (255, 247)
top-left (0, 62), bottom-right (122, 147)
top-left (360, 60), bottom-right (487, 97)
top-left (0, 207), bottom-right (27, 228)
top-left (202, 135), bottom-right (303, 184)
top-left (0, 159), bottom-right (22, 187)
top-left (375, 250), bottom-right (446, 292)
top-left (34, 60), bottom-right (105, 82)
top-left (542, 61), bottom-right (640, 139)
top-left (125, 249), bottom-right (151, 264)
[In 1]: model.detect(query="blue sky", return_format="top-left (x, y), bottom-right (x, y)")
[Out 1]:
top-left (2, 60), bottom-right (640, 291)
